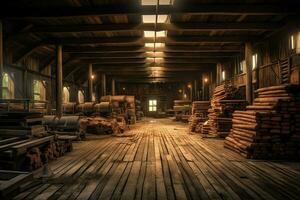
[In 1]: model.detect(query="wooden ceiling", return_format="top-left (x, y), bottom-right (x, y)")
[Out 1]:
top-left (1, 0), bottom-right (299, 83)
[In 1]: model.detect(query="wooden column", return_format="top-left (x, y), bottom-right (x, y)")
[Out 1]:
top-left (56, 45), bottom-right (63, 118)
top-left (245, 42), bottom-right (253, 104)
top-left (193, 80), bottom-right (197, 100)
top-left (216, 63), bottom-right (222, 85)
top-left (101, 74), bottom-right (106, 96)
top-left (111, 79), bottom-right (115, 96)
top-left (88, 64), bottom-right (93, 101)
top-left (0, 20), bottom-right (3, 98)
top-left (46, 78), bottom-right (52, 114)
top-left (23, 69), bottom-right (28, 98)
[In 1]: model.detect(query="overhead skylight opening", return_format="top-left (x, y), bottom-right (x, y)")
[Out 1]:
top-left (145, 43), bottom-right (155, 47)
top-left (142, 15), bottom-right (168, 23)
top-left (146, 52), bottom-right (164, 57)
top-left (144, 31), bottom-right (155, 37)
top-left (155, 43), bottom-right (165, 48)
top-left (144, 31), bottom-right (166, 38)
top-left (142, 0), bottom-right (156, 5)
top-left (156, 31), bottom-right (166, 37)
top-left (146, 58), bottom-right (155, 62)
top-left (141, 0), bottom-right (173, 5)
top-left (155, 58), bottom-right (164, 63)
top-left (142, 15), bottom-right (156, 23)
top-left (157, 15), bottom-right (168, 23)
top-left (159, 0), bottom-right (173, 5)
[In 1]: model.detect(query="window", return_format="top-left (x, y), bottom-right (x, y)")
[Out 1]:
top-left (33, 80), bottom-right (46, 101)
top-left (149, 99), bottom-right (157, 112)
top-left (252, 53), bottom-right (258, 69)
top-left (63, 86), bottom-right (70, 103)
top-left (290, 35), bottom-right (295, 50)
top-left (78, 90), bottom-right (85, 104)
top-left (221, 70), bottom-right (226, 81)
top-left (2, 73), bottom-right (14, 99)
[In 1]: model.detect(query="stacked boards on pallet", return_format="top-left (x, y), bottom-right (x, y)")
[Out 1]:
top-left (135, 99), bottom-right (143, 121)
top-left (43, 115), bottom-right (85, 139)
top-left (188, 101), bottom-right (210, 133)
top-left (99, 95), bottom-right (136, 124)
top-left (80, 117), bottom-right (125, 134)
top-left (77, 102), bottom-right (96, 116)
top-left (0, 112), bottom-right (74, 171)
top-left (126, 96), bottom-right (136, 124)
top-left (62, 102), bottom-right (77, 114)
top-left (208, 83), bottom-right (247, 138)
top-left (173, 100), bottom-right (191, 122)
top-left (225, 84), bottom-right (300, 159)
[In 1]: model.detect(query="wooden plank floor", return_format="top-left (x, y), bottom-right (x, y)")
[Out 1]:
top-left (13, 118), bottom-right (300, 200)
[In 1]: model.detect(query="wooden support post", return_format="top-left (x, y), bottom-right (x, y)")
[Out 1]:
top-left (23, 69), bottom-right (28, 98)
top-left (0, 20), bottom-right (3, 99)
top-left (111, 79), bottom-right (115, 96)
top-left (101, 73), bottom-right (106, 96)
top-left (193, 80), bottom-right (197, 100)
top-left (216, 62), bottom-right (222, 85)
top-left (46, 78), bottom-right (52, 114)
top-left (245, 42), bottom-right (253, 104)
top-left (56, 45), bottom-right (63, 118)
top-left (88, 63), bottom-right (93, 101)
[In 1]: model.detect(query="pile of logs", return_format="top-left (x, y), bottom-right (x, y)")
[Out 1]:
top-left (188, 101), bottom-right (210, 133)
top-left (207, 83), bottom-right (247, 137)
top-left (225, 84), bottom-right (300, 159)
top-left (80, 117), bottom-right (122, 134)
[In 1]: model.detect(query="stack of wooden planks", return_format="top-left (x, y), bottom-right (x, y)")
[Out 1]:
top-left (174, 100), bottom-right (191, 122)
top-left (207, 83), bottom-right (247, 138)
top-left (188, 101), bottom-right (210, 133)
top-left (80, 117), bottom-right (122, 134)
top-left (225, 84), bottom-right (300, 159)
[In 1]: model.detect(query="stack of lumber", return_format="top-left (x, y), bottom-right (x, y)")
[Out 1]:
top-left (80, 117), bottom-right (121, 134)
top-left (201, 120), bottom-right (210, 134)
top-left (225, 84), bottom-right (300, 159)
top-left (43, 115), bottom-right (85, 139)
top-left (174, 100), bottom-right (191, 122)
top-left (135, 99), bottom-right (143, 121)
top-left (77, 102), bottom-right (95, 116)
top-left (208, 83), bottom-right (247, 137)
top-left (188, 101), bottom-right (210, 133)
top-left (62, 102), bottom-right (77, 114)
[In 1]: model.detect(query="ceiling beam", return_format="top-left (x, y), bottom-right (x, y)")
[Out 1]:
top-left (63, 45), bottom-right (243, 53)
top-left (93, 63), bottom-right (215, 68)
top-left (44, 36), bottom-right (254, 45)
top-left (72, 58), bottom-right (221, 64)
top-left (2, 4), bottom-right (299, 19)
top-left (69, 52), bottom-right (238, 58)
top-left (15, 22), bottom-right (281, 36)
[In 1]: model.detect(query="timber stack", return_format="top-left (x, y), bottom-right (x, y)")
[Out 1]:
top-left (188, 101), bottom-right (210, 133)
top-left (173, 100), bottom-right (191, 122)
top-left (225, 84), bottom-right (300, 159)
top-left (80, 117), bottom-right (123, 134)
top-left (208, 83), bottom-right (247, 137)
